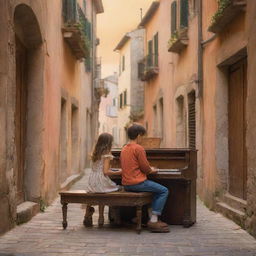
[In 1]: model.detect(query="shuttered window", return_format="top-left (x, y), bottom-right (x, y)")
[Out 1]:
top-left (63, 0), bottom-right (78, 23)
top-left (180, 0), bottom-right (189, 28)
top-left (147, 40), bottom-right (153, 67)
top-left (188, 92), bottom-right (196, 149)
top-left (119, 93), bottom-right (123, 109)
top-left (154, 33), bottom-right (159, 66)
top-left (122, 56), bottom-right (125, 71)
top-left (124, 90), bottom-right (127, 106)
top-left (171, 1), bottom-right (177, 35)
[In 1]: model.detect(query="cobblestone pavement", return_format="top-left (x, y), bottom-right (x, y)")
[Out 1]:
top-left (1, 171), bottom-right (256, 256)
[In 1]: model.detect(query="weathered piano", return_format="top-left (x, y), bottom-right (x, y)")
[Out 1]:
top-left (110, 148), bottom-right (197, 227)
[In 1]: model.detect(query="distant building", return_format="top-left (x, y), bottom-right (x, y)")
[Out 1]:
top-left (114, 28), bottom-right (145, 146)
top-left (98, 73), bottom-right (119, 146)
top-left (0, 0), bottom-right (103, 234)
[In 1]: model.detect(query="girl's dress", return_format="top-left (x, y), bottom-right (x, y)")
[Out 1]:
top-left (86, 154), bottom-right (119, 193)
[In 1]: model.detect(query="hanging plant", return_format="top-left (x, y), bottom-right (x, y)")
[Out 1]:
top-left (211, 0), bottom-right (232, 25)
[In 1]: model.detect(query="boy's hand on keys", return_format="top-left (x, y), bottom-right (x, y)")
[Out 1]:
top-left (150, 167), bottom-right (158, 174)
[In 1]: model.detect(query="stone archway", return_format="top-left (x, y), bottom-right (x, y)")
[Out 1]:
top-left (14, 4), bottom-right (44, 203)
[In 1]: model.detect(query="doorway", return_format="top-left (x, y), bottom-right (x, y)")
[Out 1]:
top-left (228, 58), bottom-right (247, 200)
top-left (15, 37), bottom-right (27, 204)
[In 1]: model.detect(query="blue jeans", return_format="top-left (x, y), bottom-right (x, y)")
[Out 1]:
top-left (124, 180), bottom-right (169, 215)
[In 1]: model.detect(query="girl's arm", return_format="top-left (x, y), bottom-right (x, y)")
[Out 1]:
top-left (103, 157), bottom-right (122, 176)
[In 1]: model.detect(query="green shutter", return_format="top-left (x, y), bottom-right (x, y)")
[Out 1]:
top-left (63, 0), bottom-right (78, 23)
top-left (124, 91), bottom-right (127, 106)
top-left (180, 0), bottom-right (189, 28)
top-left (171, 1), bottom-right (177, 35)
top-left (154, 33), bottom-right (158, 66)
top-left (148, 40), bottom-right (153, 67)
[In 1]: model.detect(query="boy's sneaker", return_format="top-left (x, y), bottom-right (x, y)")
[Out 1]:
top-left (147, 221), bottom-right (170, 233)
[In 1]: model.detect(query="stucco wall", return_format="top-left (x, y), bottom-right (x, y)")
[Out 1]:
top-left (245, 0), bottom-right (256, 237)
top-left (0, 0), bottom-right (99, 233)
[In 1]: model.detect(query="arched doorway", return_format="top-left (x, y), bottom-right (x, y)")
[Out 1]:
top-left (14, 4), bottom-right (44, 203)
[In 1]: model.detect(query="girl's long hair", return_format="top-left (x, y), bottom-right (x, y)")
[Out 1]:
top-left (91, 133), bottom-right (113, 162)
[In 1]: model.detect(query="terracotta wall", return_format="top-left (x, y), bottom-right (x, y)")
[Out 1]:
top-left (0, 0), bottom-right (99, 233)
top-left (246, 0), bottom-right (256, 237)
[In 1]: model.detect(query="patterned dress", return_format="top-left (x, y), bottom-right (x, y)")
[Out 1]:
top-left (86, 154), bottom-right (119, 193)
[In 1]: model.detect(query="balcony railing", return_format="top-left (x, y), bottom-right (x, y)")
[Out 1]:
top-left (138, 54), bottom-right (159, 81)
top-left (62, 0), bottom-right (91, 60)
top-left (168, 28), bottom-right (188, 54)
top-left (94, 79), bottom-right (109, 98)
top-left (208, 0), bottom-right (246, 33)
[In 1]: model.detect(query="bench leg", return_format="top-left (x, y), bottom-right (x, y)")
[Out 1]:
top-left (98, 205), bottom-right (104, 227)
top-left (62, 202), bottom-right (68, 229)
top-left (84, 205), bottom-right (95, 227)
top-left (136, 206), bottom-right (142, 234)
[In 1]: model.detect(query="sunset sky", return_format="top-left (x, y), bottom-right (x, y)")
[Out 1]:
top-left (97, 0), bottom-right (153, 78)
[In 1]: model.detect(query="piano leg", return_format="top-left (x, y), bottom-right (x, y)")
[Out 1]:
top-left (183, 179), bottom-right (193, 227)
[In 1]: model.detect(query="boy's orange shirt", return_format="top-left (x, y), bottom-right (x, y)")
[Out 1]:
top-left (120, 143), bottom-right (152, 185)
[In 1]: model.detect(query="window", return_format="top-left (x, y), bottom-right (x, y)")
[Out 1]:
top-left (124, 90), bottom-right (127, 106)
top-left (171, 0), bottom-right (189, 35)
top-left (154, 33), bottom-right (158, 66)
top-left (180, 0), bottom-right (189, 28)
top-left (188, 91), bottom-right (196, 149)
top-left (171, 1), bottom-right (177, 35)
top-left (147, 40), bottom-right (153, 67)
top-left (119, 93), bottom-right (123, 109)
top-left (122, 56), bottom-right (125, 71)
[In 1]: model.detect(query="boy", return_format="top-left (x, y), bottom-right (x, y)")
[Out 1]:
top-left (120, 123), bottom-right (169, 232)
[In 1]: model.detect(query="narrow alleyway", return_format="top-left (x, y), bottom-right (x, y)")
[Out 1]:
top-left (0, 172), bottom-right (256, 256)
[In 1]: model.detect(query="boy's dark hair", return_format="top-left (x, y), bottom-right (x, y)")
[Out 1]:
top-left (127, 123), bottom-right (146, 140)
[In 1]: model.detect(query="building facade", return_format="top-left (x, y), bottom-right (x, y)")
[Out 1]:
top-left (0, 0), bottom-right (103, 234)
top-left (114, 28), bottom-right (145, 146)
top-left (98, 74), bottom-right (119, 146)
top-left (139, 0), bottom-right (256, 237)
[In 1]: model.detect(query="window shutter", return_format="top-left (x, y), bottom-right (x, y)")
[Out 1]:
top-left (148, 40), bottom-right (153, 67)
top-left (124, 90), bottom-right (127, 106)
top-left (119, 94), bottom-right (123, 109)
top-left (171, 1), bottom-right (177, 35)
top-left (180, 0), bottom-right (189, 28)
top-left (63, 0), bottom-right (78, 23)
top-left (122, 56), bottom-right (125, 71)
top-left (138, 62), bottom-right (145, 79)
top-left (154, 33), bottom-right (158, 67)
top-left (188, 98), bottom-right (196, 149)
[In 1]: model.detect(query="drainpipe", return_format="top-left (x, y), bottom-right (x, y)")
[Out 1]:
top-left (197, 0), bottom-right (203, 98)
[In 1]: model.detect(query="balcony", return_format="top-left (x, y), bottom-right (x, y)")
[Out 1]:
top-left (62, 0), bottom-right (91, 60)
top-left (208, 0), bottom-right (246, 33)
top-left (138, 54), bottom-right (159, 81)
top-left (94, 79), bottom-right (109, 99)
top-left (168, 28), bottom-right (188, 54)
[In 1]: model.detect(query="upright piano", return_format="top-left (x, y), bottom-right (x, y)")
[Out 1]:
top-left (110, 148), bottom-right (197, 227)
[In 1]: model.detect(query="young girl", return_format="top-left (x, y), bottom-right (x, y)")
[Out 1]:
top-left (84, 133), bottom-right (122, 227)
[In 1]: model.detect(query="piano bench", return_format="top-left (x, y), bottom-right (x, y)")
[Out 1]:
top-left (59, 190), bottom-right (152, 234)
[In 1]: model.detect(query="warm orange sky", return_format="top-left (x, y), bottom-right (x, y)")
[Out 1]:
top-left (97, 0), bottom-right (153, 78)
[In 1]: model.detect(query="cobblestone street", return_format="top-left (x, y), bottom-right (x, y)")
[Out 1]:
top-left (0, 171), bottom-right (256, 256)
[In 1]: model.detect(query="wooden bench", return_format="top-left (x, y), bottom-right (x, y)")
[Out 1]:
top-left (59, 190), bottom-right (152, 234)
